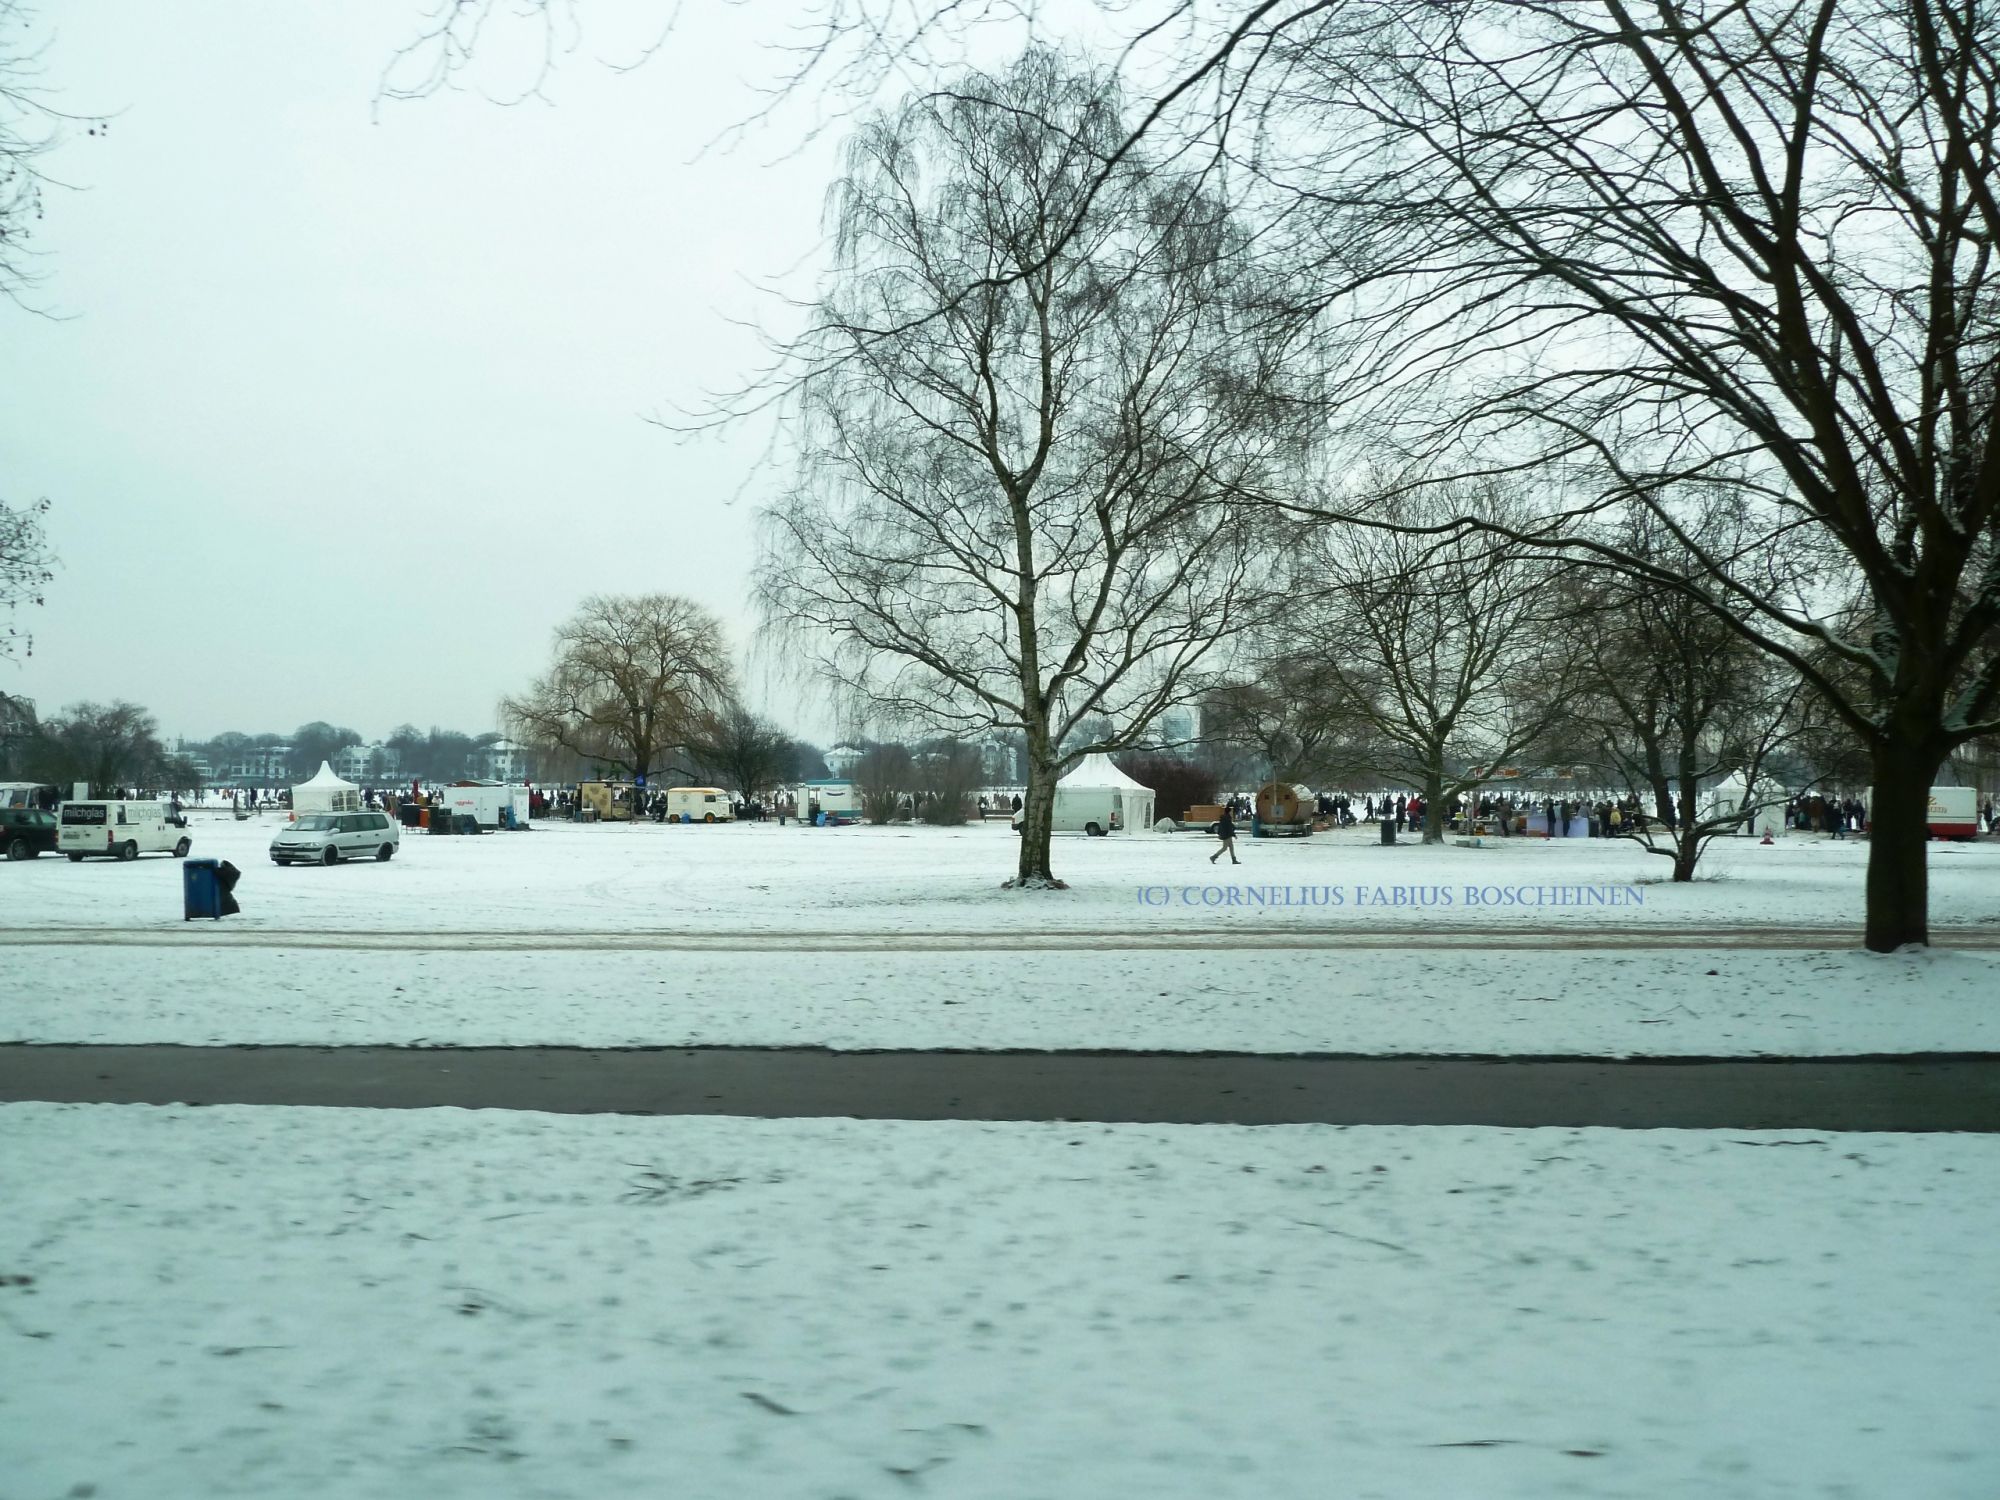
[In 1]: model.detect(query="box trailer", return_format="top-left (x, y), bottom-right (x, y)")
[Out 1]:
top-left (799, 779), bottom-right (862, 819)
top-left (438, 783), bottom-right (530, 829)
top-left (1862, 785), bottom-right (1979, 840)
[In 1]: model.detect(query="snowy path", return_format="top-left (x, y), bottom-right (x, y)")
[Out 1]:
top-left (6, 1044), bottom-right (1998, 1129)
top-left (2, 1104), bottom-right (1994, 1500)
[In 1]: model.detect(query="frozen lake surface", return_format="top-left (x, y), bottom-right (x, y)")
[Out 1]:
top-left (5, 809), bottom-right (1998, 936)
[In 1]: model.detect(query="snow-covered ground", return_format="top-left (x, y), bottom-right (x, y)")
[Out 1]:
top-left (1, 1104), bottom-right (1993, 1500)
top-left (6, 825), bottom-right (1991, 1497)
top-left (5, 809), bottom-right (1998, 936)
top-left (8, 944), bottom-right (2000, 1055)
top-left (7, 811), bottom-right (1995, 1054)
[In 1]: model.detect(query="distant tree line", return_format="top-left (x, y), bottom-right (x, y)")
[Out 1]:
top-left (2, 701), bottom-right (190, 797)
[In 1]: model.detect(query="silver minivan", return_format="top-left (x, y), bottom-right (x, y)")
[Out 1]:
top-left (270, 811), bottom-right (401, 866)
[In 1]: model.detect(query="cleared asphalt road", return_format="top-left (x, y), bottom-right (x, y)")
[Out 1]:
top-left (3, 1045), bottom-right (1997, 1131)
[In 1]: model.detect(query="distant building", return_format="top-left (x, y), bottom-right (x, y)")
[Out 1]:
top-left (824, 742), bottom-right (864, 777)
top-left (0, 694), bottom-right (35, 777)
top-left (1155, 707), bottom-right (1200, 748)
top-left (333, 742), bottom-right (402, 783)
top-left (171, 740), bottom-right (216, 782)
top-left (975, 735), bottom-right (1016, 784)
top-left (229, 744), bottom-right (294, 782)
top-left (478, 738), bottom-right (530, 782)
top-left (0, 693), bottom-right (33, 741)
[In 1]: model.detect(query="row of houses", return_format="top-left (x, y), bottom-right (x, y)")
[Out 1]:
top-left (170, 737), bottom-right (534, 787)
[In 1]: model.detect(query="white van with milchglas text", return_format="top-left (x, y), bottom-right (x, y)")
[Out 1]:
top-left (57, 800), bottom-right (192, 862)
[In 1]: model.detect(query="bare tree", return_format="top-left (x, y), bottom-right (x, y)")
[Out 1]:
top-left (27, 700), bottom-right (167, 794)
top-left (1199, 644), bottom-right (1357, 799)
top-left (1113, 747), bottom-right (1221, 824)
top-left (913, 738), bottom-right (983, 824)
top-left (691, 705), bottom-right (794, 804)
top-left (758, 48), bottom-right (1306, 887)
top-left (289, 721), bottom-right (362, 781)
top-left (0, 495), bottom-right (52, 661)
top-left (613, 0), bottom-right (2000, 942)
top-left (852, 740), bottom-right (913, 824)
top-left (1289, 507), bottom-right (1585, 845)
top-left (2, 2), bottom-right (106, 311)
top-left (1188, 1), bottom-right (2000, 949)
top-left (1557, 520), bottom-right (1808, 880)
top-left (503, 594), bottom-right (736, 790)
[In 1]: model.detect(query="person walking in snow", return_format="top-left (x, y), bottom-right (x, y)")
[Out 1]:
top-left (1209, 806), bottom-right (1240, 865)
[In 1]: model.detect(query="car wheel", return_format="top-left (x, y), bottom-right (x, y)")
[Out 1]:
top-left (118, 841), bottom-right (139, 862)
top-left (66, 851), bottom-right (84, 862)
top-left (1085, 822), bottom-right (1104, 837)
top-left (376, 843), bottom-right (394, 862)
top-left (704, 813), bottom-right (715, 823)
top-left (173, 838), bottom-right (191, 858)
top-left (5, 836), bottom-right (29, 861)
top-left (321, 845), bottom-right (339, 866)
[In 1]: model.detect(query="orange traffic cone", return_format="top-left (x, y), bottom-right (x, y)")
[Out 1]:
top-left (1760, 831), bottom-right (1774, 845)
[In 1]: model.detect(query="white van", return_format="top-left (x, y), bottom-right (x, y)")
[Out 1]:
top-left (666, 786), bottom-right (734, 823)
top-left (1013, 786), bottom-right (1138, 837)
top-left (57, 800), bottom-right (191, 862)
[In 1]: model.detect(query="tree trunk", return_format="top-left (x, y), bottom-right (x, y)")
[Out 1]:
top-left (1864, 737), bottom-right (1942, 951)
top-left (1422, 762), bottom-right (1446, 844)
top-left (1670, 769), bottom-right (1700, 881)
top-left (1648, 774), bottom-right (1674, 832)
top-left (1671, 825), bottom-right (1699, 882)
top-left (1013, 757), bottom-right (1061, 887)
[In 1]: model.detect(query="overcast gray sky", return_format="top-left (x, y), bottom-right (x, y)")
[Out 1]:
top-left (3, 1), bottom-right (866, 744)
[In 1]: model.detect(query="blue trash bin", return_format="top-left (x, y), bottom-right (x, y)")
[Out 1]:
top-left (183, 858), bottom-right (223, 921)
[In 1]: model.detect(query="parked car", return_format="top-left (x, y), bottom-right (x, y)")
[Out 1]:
top-left (57, 800), bottom-right (192, 861)
top-left (271, 811), bottom-right (401, 866)
top-left (2, 806), bottom-right (59, 861)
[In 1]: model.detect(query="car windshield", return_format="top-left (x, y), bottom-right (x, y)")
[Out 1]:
top-left (292, 816), bottom-right (338, 832)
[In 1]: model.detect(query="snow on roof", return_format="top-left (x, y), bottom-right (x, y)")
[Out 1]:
top-left (1057, 752), bottom-right (1153, 791)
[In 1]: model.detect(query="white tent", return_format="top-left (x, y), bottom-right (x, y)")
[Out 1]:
top-left (1700, 773), bottom-right (1786, 837)
top-left (292, 760), bottom-right (362, 816)
top-left (1053, 753), bottom-right (1157, 834)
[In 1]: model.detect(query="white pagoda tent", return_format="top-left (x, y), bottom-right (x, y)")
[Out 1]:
top-left (292, 761), bottom-right (362, 816)
top-left (1054, 753), bottom-right (1157, 833)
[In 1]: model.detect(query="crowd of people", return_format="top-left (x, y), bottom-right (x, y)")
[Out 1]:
top-left (1787, 794), bottom-right (1866, 836)
top-left (1343, 790), bottom-right (1776, 838)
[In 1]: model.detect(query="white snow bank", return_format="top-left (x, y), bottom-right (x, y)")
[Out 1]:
top-left (0, 1104), bottom-right (1994, 1499)
top-left (6, 945), bottom-right (2000, 1055)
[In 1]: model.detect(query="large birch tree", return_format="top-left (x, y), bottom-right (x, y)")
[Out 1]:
top-left (758, 48), bottom-right (1306, 887)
